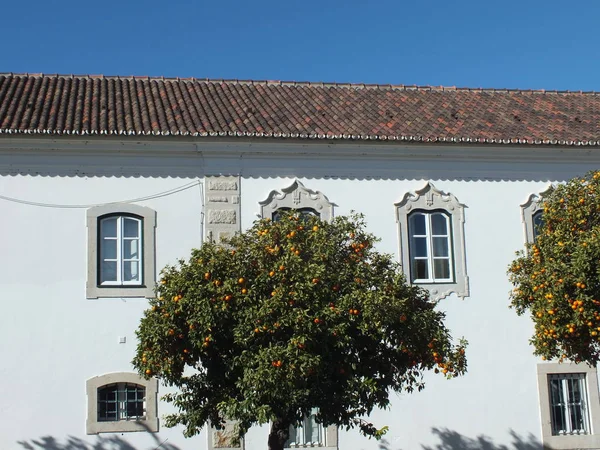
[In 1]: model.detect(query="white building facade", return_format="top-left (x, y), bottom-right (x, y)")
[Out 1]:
top-left (1, 74), bottom-right (599, 449)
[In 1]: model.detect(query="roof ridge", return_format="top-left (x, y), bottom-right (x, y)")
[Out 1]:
top-left (0, 72), bottom-right (598, 95)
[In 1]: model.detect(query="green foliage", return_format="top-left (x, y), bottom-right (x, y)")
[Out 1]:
top-left (509, 170), bottom-right (600, 364)
top-left (133, 213), bottom-right (467, 438)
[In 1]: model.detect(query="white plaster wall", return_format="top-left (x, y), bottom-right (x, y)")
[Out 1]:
top-left (239, 175), bottom-right (571, 450)
top-left (0, 140), bottom-right (597, 450)
top-left (0, 175), bottom-right (206, 449)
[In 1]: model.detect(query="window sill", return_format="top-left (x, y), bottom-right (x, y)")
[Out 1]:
top-left (86, 284), bottom-right (155, 299)
top-left (542, 434), bottom-right (600, 449)
top-left (87, 417), bottom-right (158, 434)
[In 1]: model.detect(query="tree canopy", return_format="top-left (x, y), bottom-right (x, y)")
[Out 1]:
top-left (133, 213), bottom-right (467, 449)
top-left (509, 171), bottom-right (600, 365)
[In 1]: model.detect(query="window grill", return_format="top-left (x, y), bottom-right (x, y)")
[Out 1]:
top-left (97, 383), bottom-right (145, 422)
top-left (548, 373), bottom-right (589, 435)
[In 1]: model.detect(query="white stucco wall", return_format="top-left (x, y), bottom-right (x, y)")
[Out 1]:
top-left (0, 137), bottom-right (598, 450)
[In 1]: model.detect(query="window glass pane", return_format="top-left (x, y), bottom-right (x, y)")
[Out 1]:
top-left (123, 239), bottom-right (139, 259)
top-left (101, 217), bottom-right (117, 238)
top-left (412, 259), bottom-right (428, 280)
top-left (432, 237), bottom-right (449, 257)
top-left (409, 213), bottom-right (426, 236)
top-left (123, 218), bottom-right (140, 238)
top-left (100, 261), bottom-right (118, 283)
top-left (411, 237), bottom-right (428, 257)
top-left (101, 238), bottom-right (117, 260)
top-left (433, 259), bottom-right (450, 280)
top-left (431, 213), bottom-right (448, 235)
top-left (287, 424), bottom-right (298, 445)
top-left (533, 211), bottom-right (544, 240)
top-left (124, 261), bottom-right (140, 282)
top-left (307, 414), bottom-right (321, 444)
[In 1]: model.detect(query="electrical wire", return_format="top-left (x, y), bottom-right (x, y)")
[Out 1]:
top-left (0, 179), bottom-right (202, 209)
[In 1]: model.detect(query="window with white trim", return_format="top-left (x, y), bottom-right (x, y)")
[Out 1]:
top-left (87, 204), bottom-right (156, 299)
top-left (259, 180), bottom-right (334, 222)
top-left (86, 372), bottom-right (158, 434)
top-left (287, 410), bottom-right (324, 447)
top-left (396, 182), bottom-right (468, 300)
top-left (99, 215), bottom-right (143, 286)
top-left (408, 211), bottom-right (453, 283)
top-left (537, 363), bottom-right (600, 449)
top-left (521, 186), bottom-right (552, 244)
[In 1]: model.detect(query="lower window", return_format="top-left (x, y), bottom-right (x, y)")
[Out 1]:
top-left (287, 410), bottom-right (324, 446)
top-left (549, 373), bottom-right (589, 435)
top-left (537, 363), bottom-right (600, 449)
top-left (285, 409), bottom-right (338, 449)
top-left (98, 383), bottom-right (145, 422)
top-left (86, 372), bottom-right (158, 434)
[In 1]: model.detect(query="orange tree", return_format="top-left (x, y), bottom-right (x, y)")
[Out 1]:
top-left (509, 170), bottom-right (600, 365)
top-left (133, 213), bottom-right (467, 450)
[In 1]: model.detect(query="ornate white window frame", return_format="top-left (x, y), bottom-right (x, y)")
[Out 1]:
top-left (86, 372), bottom-right (158, 434)
top-left (259, 180), bottom-right (335, 221)
top-left (537, 362), bottom-right (600, 449)
top-left (521, 185), bottom-right (553, 244)
top-left (395, 182), bottom-right (469, 300)
top-left (87, 203), bottom-right (157, 299)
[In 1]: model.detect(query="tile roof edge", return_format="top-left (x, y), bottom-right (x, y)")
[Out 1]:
top-left (1, 128), bottom-right (599, 147)
top-left (0, 72), bottom-right (598, 95)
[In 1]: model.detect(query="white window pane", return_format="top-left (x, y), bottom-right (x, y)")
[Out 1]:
top-left (409, 213), bottom-right (426, 235)
top-left (101, 238), bottom-right (117, 260)
top-left (123, 239), bottom-right (139, 259)
top-left (101, 261), bottom-right (118, 283)
top-left (124, 261), bottom-right (140, 282)
top-left (432, 237), bottom-right (449, 257)
top-left (411, 237), bottom-right (428, 257)
top-left (431, 213), bottom-right (448, 235)
top-left (412, 259), bottom-right (428, 280)
top-left (434, 259), bottom-right (450, 280)
top-left (307, 415), bottom-right (321, 444)
top-left (101, 217), bottom-right (117, 238)
top-left (123, 218), bottom-right (140, 238)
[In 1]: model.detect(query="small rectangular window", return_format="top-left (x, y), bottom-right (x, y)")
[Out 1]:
top-left (97, 383), bottom-right (145, 422)
top-left (548, 373), bottom-right (589, 435)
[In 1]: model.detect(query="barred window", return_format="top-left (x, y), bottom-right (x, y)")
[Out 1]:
top-left (549, 373), bottom-right (589, 435)
top-left (98, 383), bottom-right (145, 422)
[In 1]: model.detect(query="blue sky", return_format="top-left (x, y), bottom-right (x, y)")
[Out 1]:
top-left (3, 0), bottom-right (599, 90)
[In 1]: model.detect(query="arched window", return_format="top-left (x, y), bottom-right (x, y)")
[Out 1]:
top-left (521, 186), bottom-right (552, 244)
top-left (86, 372), bottom-right (158, 434)
top-left (396, 182), bottom-right (468, 300)
top-left (97, 383), bottom-right (145, 422)
top-left (87, 204), bottom-right (156, 299)
top-left (99, 215), bottom-right (143, 285)
top-left (408, 211), bottom-right (454, 283)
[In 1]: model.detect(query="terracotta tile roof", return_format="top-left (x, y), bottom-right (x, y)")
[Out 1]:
top-left (1, 73), bottom-right (600, 146)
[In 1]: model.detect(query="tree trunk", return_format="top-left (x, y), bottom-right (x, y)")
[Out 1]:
top-left (268, 418), bottom-right (290, 450)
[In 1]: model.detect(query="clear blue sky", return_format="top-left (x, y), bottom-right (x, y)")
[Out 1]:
top-left (3, 0), bottom-right (599, 90)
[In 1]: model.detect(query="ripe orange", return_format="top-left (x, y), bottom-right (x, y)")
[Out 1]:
top-left (145, 369), bottom-right (152, 375)
top-left (313, 226), bottom-right (319, 232)
top-left (238, 278), bottom-right (245, 284)
top-left (241, 288), bottom-right (248, 294)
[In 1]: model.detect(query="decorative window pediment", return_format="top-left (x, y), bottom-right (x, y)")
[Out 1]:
top-left (395, 182), bottom-right (469, 300)
top-left (521, 185), bottom-right (553, 244)
top-left (259, 180), bottom-right (335, 221)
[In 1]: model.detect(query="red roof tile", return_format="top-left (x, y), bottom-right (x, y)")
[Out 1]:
top-left (1, 73), bottom-right (600, 146)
